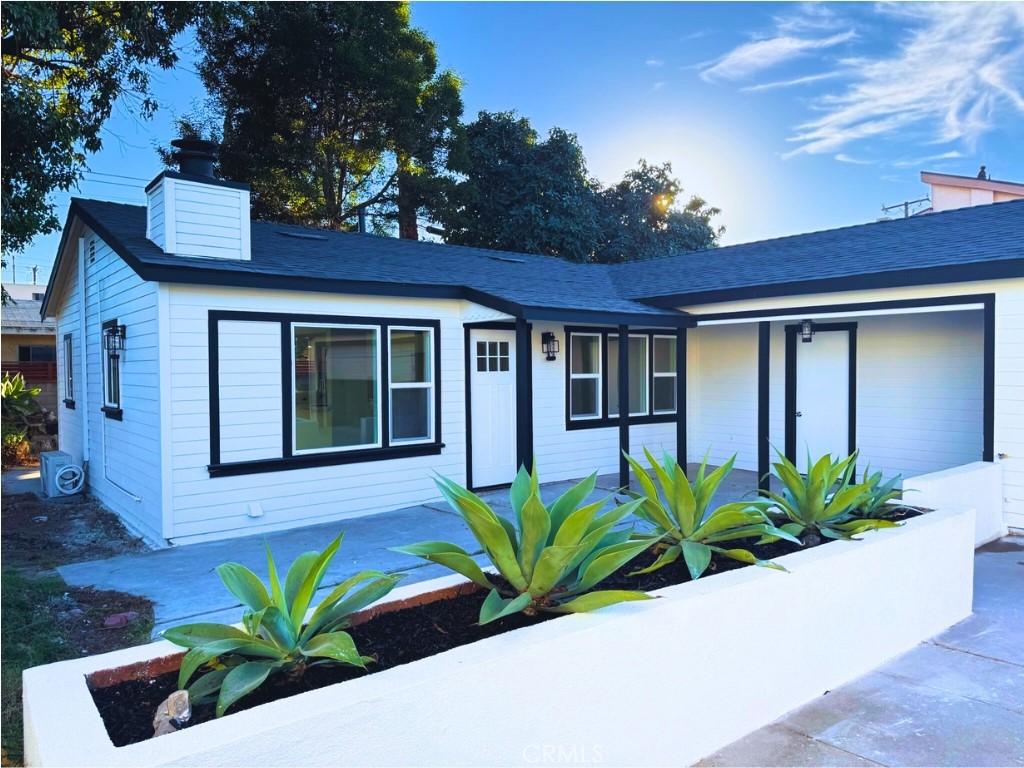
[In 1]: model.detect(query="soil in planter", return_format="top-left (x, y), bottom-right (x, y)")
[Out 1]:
top-left (90, 506), bottom-right (924, 747)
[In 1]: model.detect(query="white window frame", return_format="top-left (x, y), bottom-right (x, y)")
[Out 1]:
top-left (652, 334), bottom-right (678, 415)
top-left (291, 322), bottom-right (383, 456)
top-left (569, 332), bottom-right (602, 421)
top-left (387, 326), bottom-right (434, 445)
top-left (608, 334), bottom-right (650, 418)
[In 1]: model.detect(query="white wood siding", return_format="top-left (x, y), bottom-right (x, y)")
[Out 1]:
top-left (55, 246), bottom-right (84, 461)
top-left (216, 320), bottom-right (282, 463)
top-left (165, 288), bottom-right (468, 543)
top-left (145, 177), bottom-right (250, 260)
top-left (683, 277), bottom-right (1024, 529)
top-left (67, 233), bottom-right (164, 542)
top-left (146, 182), bottom-right (165, 244)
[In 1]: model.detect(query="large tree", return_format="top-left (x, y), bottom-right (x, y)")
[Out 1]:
top-left (1, 2), bottom-right (200, 254)
top-left (189, 2), bottom-right (461, 237)
top-left (595, 160), bottom-right (723, 262)
top-left (433, 111), bottom-right (602, 262)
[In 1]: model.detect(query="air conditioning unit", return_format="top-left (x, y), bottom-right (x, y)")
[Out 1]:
top-left (39, 451), bottom-right (85, 497)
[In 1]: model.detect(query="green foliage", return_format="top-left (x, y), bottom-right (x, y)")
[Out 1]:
top-left (2, 373), bottom-right (41, 465)
top-left (1, 2), bottom-right (201, 252)
top-left (180, 1), bottom-right (462, 238)
top-left (434, 112), bottom-right (722, 262)
top-left (162, 533), bottom-right (402, 717)
top-left (392, 466), bottom-right (656, 624)
top-left (595, 160), bottom-right (724, 262)
top-left (756, 448), bottom-right (902, 543)
top-left (624, 449), bottom-right (798, 579)
top-left (855, 466), bottom-right (906, 518)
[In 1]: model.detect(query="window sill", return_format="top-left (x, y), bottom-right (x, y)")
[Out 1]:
top-left (208, 442), bottom-right (446, 478)
top-left (565, 414), bottom-right (677, 431)
top-left (101, 406), bottom-right (123, 421)
top-left (63, 399), bottom-right (76, 410)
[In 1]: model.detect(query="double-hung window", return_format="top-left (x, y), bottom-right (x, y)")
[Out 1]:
top-left (569, 333), bottom-right (601, 420)
top-left (566, 329), bottom-right (678, 427)
top-left (388, 328), bottom-right (433, 444)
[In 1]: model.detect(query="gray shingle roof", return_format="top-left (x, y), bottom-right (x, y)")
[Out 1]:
top-left (62, 196), bottom-right (1023, 320)
top-left (610, 199), bottom-right (1024, 304)
top-left (1, 300), bottom-right (54, 332)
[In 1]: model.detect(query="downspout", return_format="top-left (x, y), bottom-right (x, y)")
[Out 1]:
top-left (77, 238), bottom-right (90, 467)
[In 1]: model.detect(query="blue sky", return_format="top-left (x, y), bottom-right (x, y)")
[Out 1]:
top-left (7, 1), bottom-right (1024, 287)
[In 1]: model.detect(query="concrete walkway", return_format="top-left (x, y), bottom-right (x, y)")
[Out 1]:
top-left (54, 466), bottom-right (764, 634)
top-left (696, 535), bottom-right (1024, 767)
top-left (2, 464), bottom-right (42, 495)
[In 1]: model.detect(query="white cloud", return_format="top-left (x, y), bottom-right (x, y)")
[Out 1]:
top-left (653, 81), bottom-right (667, 91)
top-left (646, 59), bottom-right (665, 67)
top-left (835, 153), bottom-right (874, 165)
top-left (701, 30), bottom-right (855, 82)
top-left (890, 151), bottom-right (965, 169)
top-left (784, 3), bottom-right (1024, 157)
top-left (740, 71), bottom-right (845, 93)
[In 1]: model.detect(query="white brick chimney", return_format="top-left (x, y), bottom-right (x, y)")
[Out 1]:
top-left (146, 139), bottom-right (251, 260)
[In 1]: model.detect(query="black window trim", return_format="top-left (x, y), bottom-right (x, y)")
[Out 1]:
top-left (564, 325), bottom-right (678, 431)
top-left (100, 318), bottom-right (123, 420)
top-left (207, 310), bottom-right (443, 477)
top-left (62, 332), bottom-right (76, 408)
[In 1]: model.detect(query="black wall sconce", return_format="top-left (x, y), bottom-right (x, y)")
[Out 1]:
top-left (541, 331), bottom-right (560, 361)
top-left (800, 319), bottom-right (815, 343)
top-left (103, 323), bottom-right (127, 356)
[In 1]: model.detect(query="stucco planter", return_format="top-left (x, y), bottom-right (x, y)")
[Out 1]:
top-left (24, 505), bottom-right (975, 768)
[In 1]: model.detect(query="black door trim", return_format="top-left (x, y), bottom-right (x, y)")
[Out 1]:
top-left (784, 322), bottom-right (858, 464)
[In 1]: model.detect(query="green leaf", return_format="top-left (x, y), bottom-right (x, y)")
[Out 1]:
top-left (304, 570), bottom-right (403, 638)
top-left (508, 464), bottom-right (533, 531)
top-left (391, 540), bottom-right (495, 589)
top-left (547, 473), bottom-right (597, 534)
top-left (576, 538), bottom-right (653, 592)
top-left (289, 532), bottom-right (344, 628)
top-left (553, 497), bottom-right (606, 548)
top-left (215, 563), bottom-right (272, 612)
top-left (518, 493), bottom-right (552, 582)
top-left (628, 543), bottom-right (680, 575)
top-left (186, 667), bottom-right (230, 706)
top-left (161, 622), bottom-right (254, 649)
top-left (265, 540), bottom-right (288, 615)
top-left (710, 546), bottom-right (787, 572)
top-left (284, 551), bottom-right (320, 612)
top-left (693, 455), bottom-right (736, 524)
top-left (548, 590), bottom-right (655, 614)
top-left (255, 605), bottom-right (296, 649)
top-left (680, 540), bottom-right (713, 580)
top-left (301, 631), bottom-right (367, 667)
top-left (309, 574), bottom-right (405, 637)
top-left (530, 545), bottom-right (586, 597)
top-left (478, 590), bottom-right (534, 625)
top-left (216, 661), bottom-right (280, 717)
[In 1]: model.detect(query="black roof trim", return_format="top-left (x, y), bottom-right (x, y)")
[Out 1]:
top-left (144, 170), bottom-right (251, 193)
top-left (520, 305), bottom-right (692, 328)
top-left (641, 259), bottom-right (1024, 308)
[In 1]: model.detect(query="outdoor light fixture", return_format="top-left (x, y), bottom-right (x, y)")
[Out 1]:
top-left (800, 319), bottom-right (815, 343)
top-left (541, 331), bottom-right (560, 361)
top-left (103, 324), bottom-right (127, 355)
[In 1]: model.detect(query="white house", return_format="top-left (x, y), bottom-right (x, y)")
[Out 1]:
top-left (41, 142), bottom-right (1024, 545)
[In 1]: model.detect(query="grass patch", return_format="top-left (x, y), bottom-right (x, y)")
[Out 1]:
top-left (0, 570), bottom-right (153, 766)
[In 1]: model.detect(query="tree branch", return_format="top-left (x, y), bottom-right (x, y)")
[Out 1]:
top-left (340, 170), bottom-right (399, 219)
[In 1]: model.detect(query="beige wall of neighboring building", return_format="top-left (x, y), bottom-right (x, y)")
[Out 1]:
top-left (922, 171), bottom-right (1024, 212)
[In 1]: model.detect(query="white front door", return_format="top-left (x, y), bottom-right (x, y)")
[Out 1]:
top-left (796, 330), bottom-right (851, 462)
top-left (470, 329), bottom-right (517, 487)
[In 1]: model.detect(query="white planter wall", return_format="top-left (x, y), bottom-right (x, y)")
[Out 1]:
top-left (905, 461), bottom-right (1006, 546)
top-left (24, 505), bottom-right (975, 768)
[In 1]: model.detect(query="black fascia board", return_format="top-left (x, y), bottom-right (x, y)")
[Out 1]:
top-left (638, 259), bottom-right (1024, 308)
top-left (144, 170), bottom-right (251, 193)
top-left (520, 305), bottom-right (693, 328)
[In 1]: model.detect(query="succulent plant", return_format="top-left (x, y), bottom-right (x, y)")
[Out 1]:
top-left (392, 465), bottom-right (656, 624)
top-left (854, 465), bottom-right (906, 518)
top-left (162, 532), bottom-right (402, 716)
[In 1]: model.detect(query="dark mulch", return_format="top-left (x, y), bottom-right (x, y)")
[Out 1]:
top-left (91, 505), bottom-right (924, 748)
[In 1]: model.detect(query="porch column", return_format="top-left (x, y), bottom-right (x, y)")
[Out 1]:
top-left (758, 322), bottom-right (771, 493)
top-left (676, 326), bottom-right (687, 480)
top-left (618, 324), bottom-right (630, 488)
top-left (515, 318), bottom-right (534, 472)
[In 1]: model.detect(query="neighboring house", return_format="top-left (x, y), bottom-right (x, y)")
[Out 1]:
top-left (41, 143), bottom-right (1024, 545)
top-left (2, 295), bottom-right (58, 412)
top-left (921, 169), bottom-right (1024, 213)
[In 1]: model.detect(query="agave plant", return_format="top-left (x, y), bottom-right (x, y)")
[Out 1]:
top-left (161, 532), bottom-right (403, 716)
top-left (756, 448), bottom-right (901, 545)
top-left (854, 466), bottom-right (906, 518)
top-left (392, 465), bottom-right (656, 624)
top-left (624, 448), bottom-right (799, 579)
